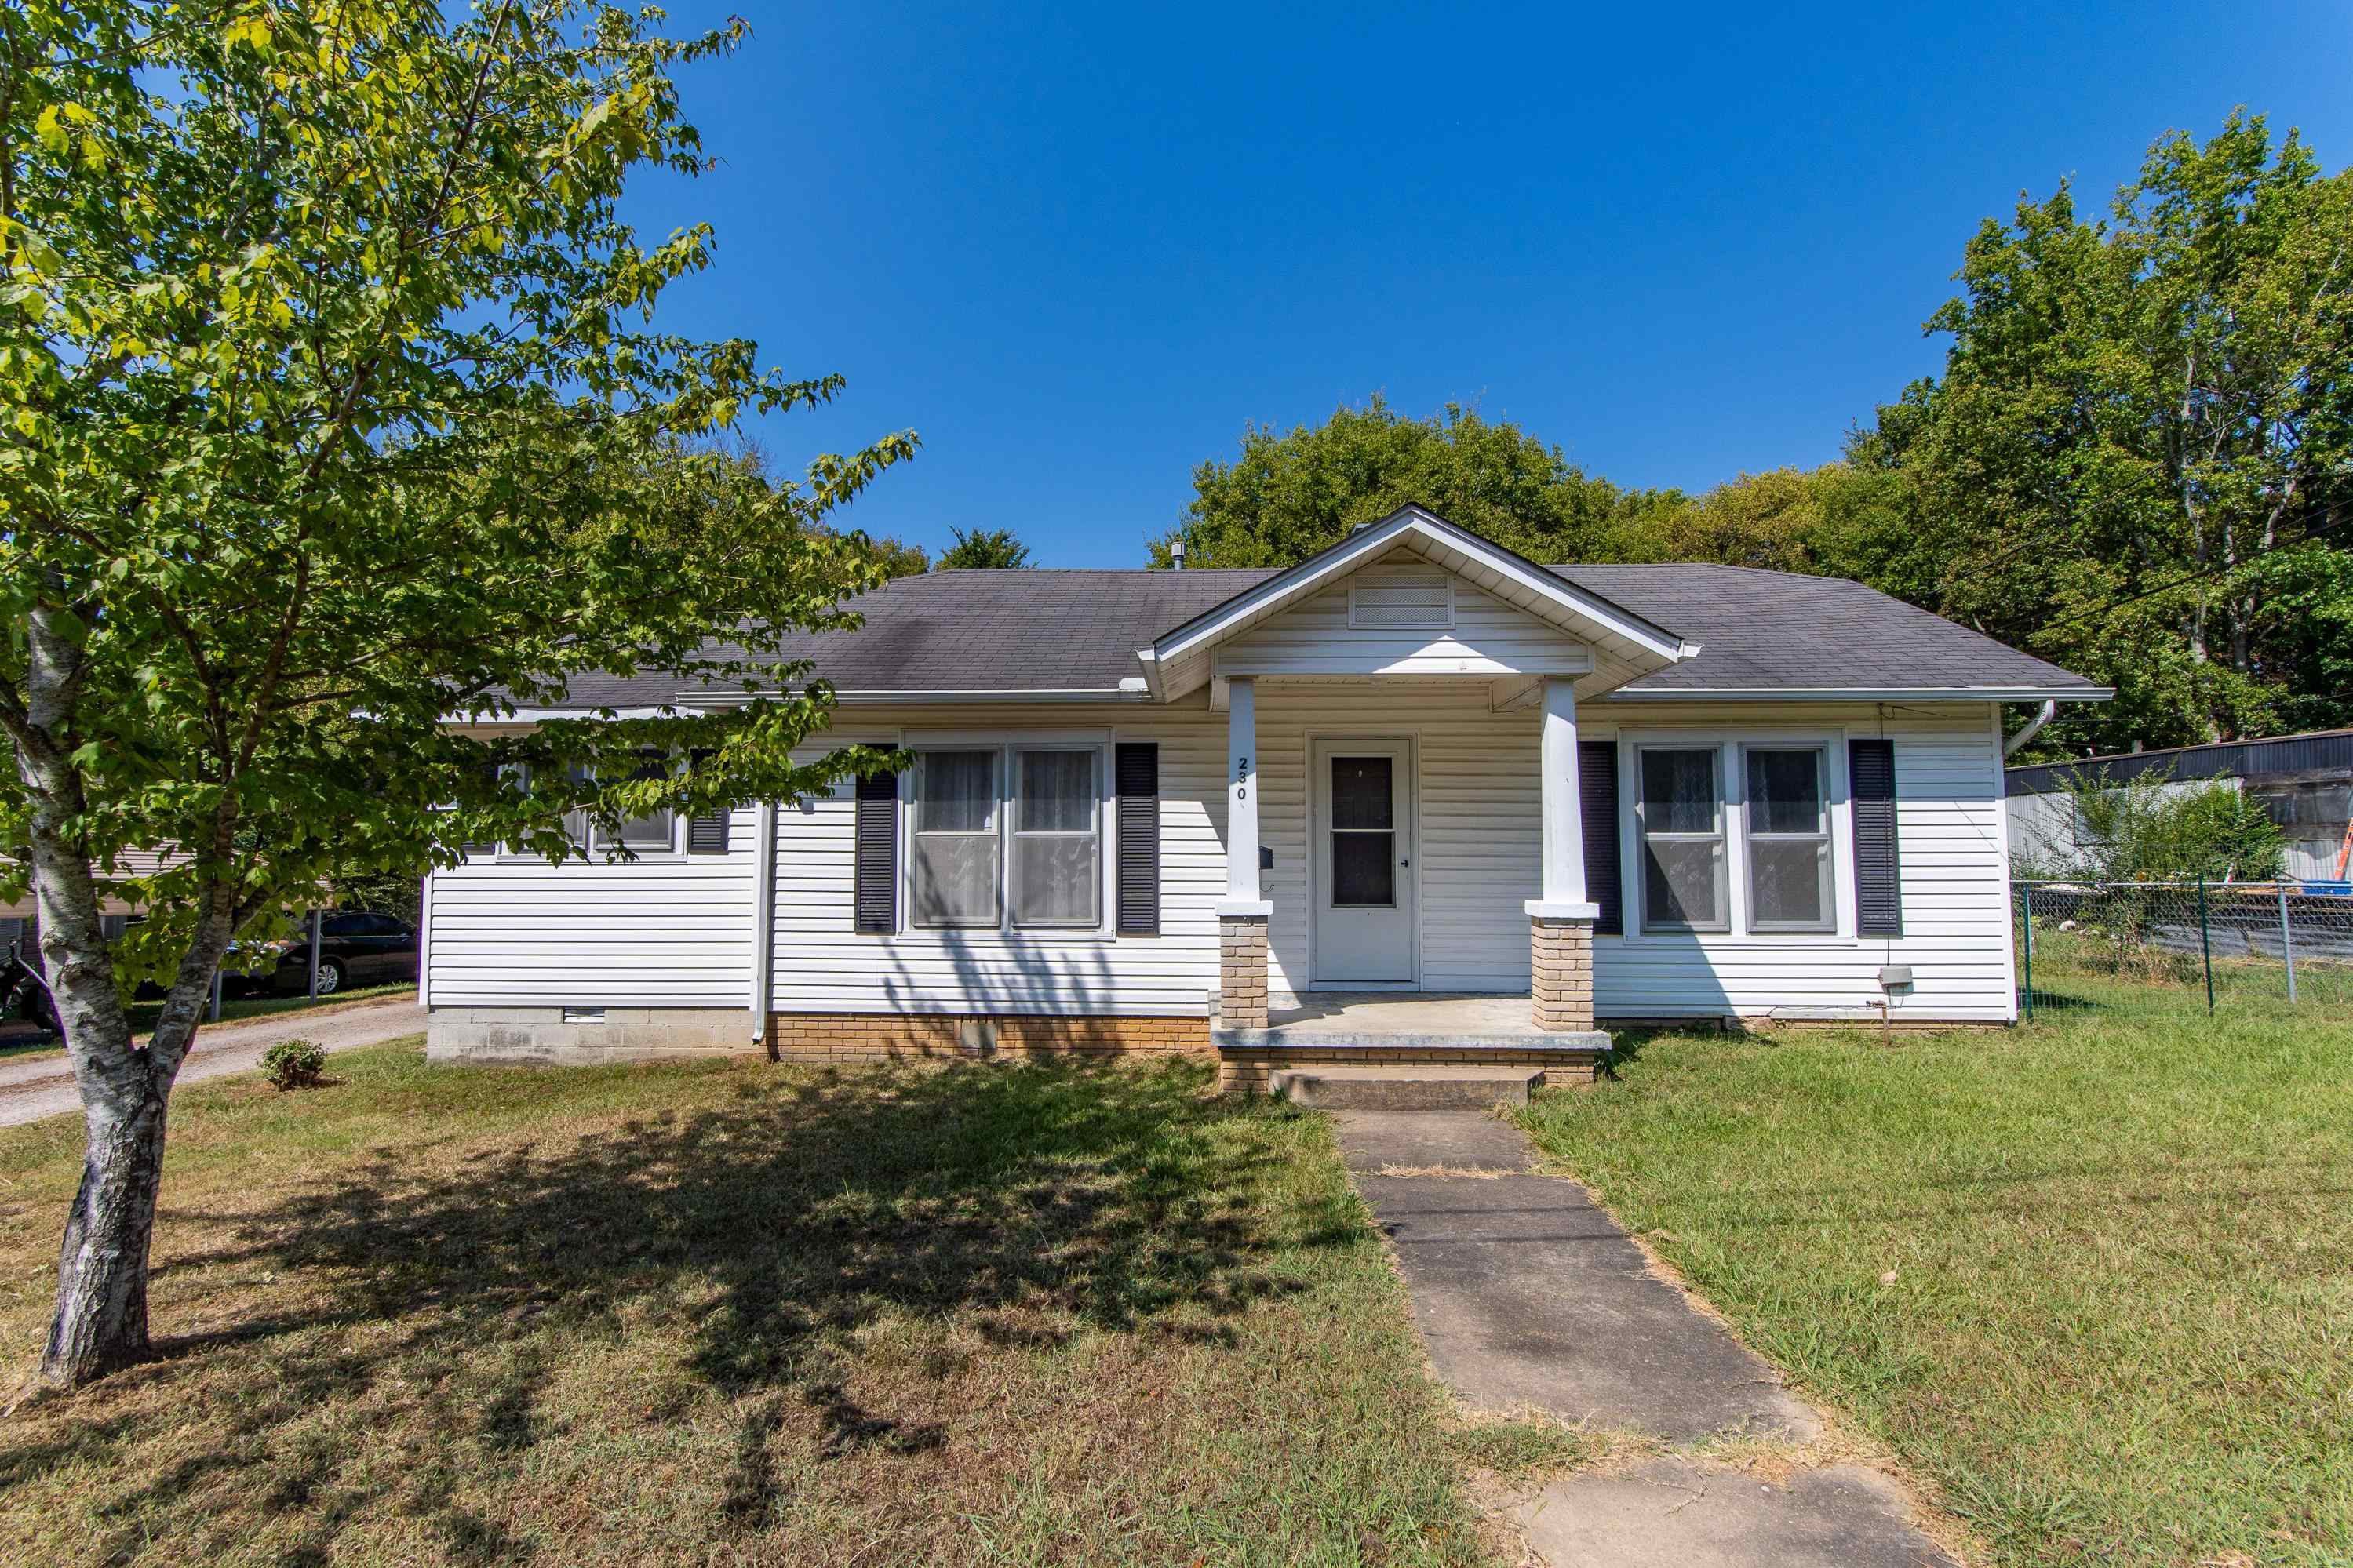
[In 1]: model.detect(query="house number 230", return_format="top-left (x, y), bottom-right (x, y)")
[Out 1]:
top-left (1233, 756), bottom-right (1251, 799)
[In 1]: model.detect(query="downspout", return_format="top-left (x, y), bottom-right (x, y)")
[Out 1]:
top-left (2004, 699), bottom-right (2058, 757)
top-left (749, 800), bottom-right (778, 1048)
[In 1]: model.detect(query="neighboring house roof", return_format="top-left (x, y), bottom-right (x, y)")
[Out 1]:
top-left (507, 525), bottom-right (2103, 715)
top-left (2006, 728), bottom-right (2353, 797)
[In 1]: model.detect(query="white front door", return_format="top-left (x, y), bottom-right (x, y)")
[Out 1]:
top-left (1312, 740), bottom-right (1415, 984)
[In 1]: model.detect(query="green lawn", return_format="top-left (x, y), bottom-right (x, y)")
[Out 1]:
top-left (1516, 1010), bottom-right (2353, 1567)
top-left (0, 1045), bottom-right (1523, 1566)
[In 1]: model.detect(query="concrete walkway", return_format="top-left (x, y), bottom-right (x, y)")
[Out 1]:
top-left (1335, 1110), bottom-right (1959, 1568)
top-left (0, 996), bottom-right (428, 1126)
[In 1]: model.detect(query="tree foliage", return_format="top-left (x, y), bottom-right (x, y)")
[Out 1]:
top-left (0, 0), bottom-right (912, 1387)
top-left (1855, 111), bottom-right (2353, 753)
top-left (937, 526), bottom-right (1032, 569)
top-left (1154, 394), bottom-right (1684, 569)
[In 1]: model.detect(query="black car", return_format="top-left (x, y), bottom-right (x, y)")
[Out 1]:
top-left (268, 911), bottom-right (419, 996)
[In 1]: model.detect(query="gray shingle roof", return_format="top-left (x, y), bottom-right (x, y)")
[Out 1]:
top-left (534, 562), bottom-right (2096, 711)
top-left (1551, 563), bottom-right (2096, 694)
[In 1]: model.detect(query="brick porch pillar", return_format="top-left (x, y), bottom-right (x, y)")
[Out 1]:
top-left (1528, 675), bottom-right (1600, 1031)
top-left (1530, 915), bottom-right (1595, 1031)
top-left (1219, 915), bottom-right (1269, 1029)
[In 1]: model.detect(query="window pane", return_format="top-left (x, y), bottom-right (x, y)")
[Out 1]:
top-left (1019, 751), bottom-right (1096, 832)
top-left (617, 808), bottom-right (675, 851)
top-left (1746, 749), bottom-right (1825, 835)
top-left (1640, 749), bottom-right (1717, 833)
top-left (1644, 838), bottom-right (1724, 928)
top-left (1750, 839), bottom-right (1832, 929)
top-left (1331, 757), bottom-right (1393, 831)
top-left (1012, 835), bottom-right (1099, 926)
top-left (920, 751), bottom-right (996, 832)
top-left (912, 833), bottom-right (997, 926)
top-left (1331, 832), bottom-right (1395, 906)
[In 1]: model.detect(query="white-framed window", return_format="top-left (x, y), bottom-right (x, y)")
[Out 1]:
top-left (1740, 744), bottom-right (1834, 933)
top-left (1011, 748), bottom-right (1102, 927)
top-left (612, 753), bottom-right (678, 855)
top-left (905, 737), bottom-right (1111, 934)
top-left (1349, 571), bottom-right (1454, 628)
top-left (1635, 745), bottom-right (1728, 932)
top-left (494, 758), bottom-right (682, 860)
top-left (910, 749), bottom-right (1001, 927)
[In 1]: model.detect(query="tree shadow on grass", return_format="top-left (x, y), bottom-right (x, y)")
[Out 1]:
top-left (0, 1057), bottom-right (1338, 1565)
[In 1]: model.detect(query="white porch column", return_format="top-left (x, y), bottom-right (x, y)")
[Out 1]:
top-left (1537, 676), bottom-right (1588, 910)
top-left (1527, 676), bottom-right (1599, 1031)
top-left (1216, 676), bottom-right (1270, 1029)
top-left (1224, 675), bottom-right (1262, 908)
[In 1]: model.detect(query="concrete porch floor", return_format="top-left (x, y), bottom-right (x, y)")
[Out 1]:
top-left (1212, 991), bottom-right (1610, 1056)
top-left (1262, 991), bottom-right (1551, 1035)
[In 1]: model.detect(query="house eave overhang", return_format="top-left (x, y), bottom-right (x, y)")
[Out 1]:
top-left (1603, 685), bottom-right (2114, 704)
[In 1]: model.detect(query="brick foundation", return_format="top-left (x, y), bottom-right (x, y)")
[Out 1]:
top-left (1218, 1046), bottom-right (1601, 1096)
top-left (1218, 915), bottom-right (1269, 1029)
top-left (767, 1011), bottom-right (1212, 1066)
top-left (1531, 915), bottom-right (1595, 1031)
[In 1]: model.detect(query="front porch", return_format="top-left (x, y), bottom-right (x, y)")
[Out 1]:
top-left (1211, 990), bottom-right (1612, 1100)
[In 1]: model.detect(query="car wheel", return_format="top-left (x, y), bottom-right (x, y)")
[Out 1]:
top-left (313, 957), bottom-right (346, 996)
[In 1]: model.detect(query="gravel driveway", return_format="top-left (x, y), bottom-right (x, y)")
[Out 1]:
top-left (0, 996), bottom-right (428, 1128)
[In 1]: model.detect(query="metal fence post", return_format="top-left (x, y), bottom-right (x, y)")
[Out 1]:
top-left (307, 907), bottom-right (322, 999)
top-left (2278, 881), bottom-right (2298, 1005)
top-left (2019, 882), bottom-right (2034, 1022)
top-left (2196, 876), bottom-right (2215, 1015)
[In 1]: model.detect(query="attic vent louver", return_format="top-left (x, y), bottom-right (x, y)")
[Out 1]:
top-left (1350, 573), bottom-right (1452, 629)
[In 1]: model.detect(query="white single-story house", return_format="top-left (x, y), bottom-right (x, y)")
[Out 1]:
top-left (421, 506), bottom-right (2107, 1090)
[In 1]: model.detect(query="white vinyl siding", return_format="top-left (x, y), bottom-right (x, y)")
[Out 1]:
top-left (424, 689), bottom-right (2019, 1025)
top-left (769, 705), bottom-right (1225, 1017)
top-left (1216, 553), bottom-right (1590, 679)
top-left (1591, 704), bottom-right (2016, 1022)
top-left (425, 804), bottom-right (757, 1006)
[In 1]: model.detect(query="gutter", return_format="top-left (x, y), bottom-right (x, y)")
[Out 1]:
top-left (749, 800), bottom-right (777, 1045)
top-left (1604, 686), bottom-right (2114, 704)
top-left (2003, 699), bottom-right (2060, 756)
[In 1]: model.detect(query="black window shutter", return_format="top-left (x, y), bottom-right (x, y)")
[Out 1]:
top-left (1579, 740), bottom-right (1623, 935)
top-left (684, 750), bottom-right (730, 853)
top-left (854, 771), bottom-right (898, 934)
top-left (1115, 743), bottom-right (1160, 935)
top-left (1849, 738), bottom-right (1903, 937)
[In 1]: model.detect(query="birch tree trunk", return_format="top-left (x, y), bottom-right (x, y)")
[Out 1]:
top-left (9, 602), bottom-right (236, 1388)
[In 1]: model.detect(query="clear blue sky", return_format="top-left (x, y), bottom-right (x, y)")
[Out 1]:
top-left (623, 2), bottom-right (2352, 567)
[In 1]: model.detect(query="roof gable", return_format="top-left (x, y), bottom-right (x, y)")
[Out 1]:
top-left (1137, 505), bottom-right (1698, 700)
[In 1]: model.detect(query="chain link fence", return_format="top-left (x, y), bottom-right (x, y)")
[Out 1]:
top-left (2016, 879), bottom-right (2353, 1019)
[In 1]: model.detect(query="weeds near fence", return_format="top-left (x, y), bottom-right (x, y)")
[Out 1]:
top-left (2017, 879), bottom-right (2353, 1018)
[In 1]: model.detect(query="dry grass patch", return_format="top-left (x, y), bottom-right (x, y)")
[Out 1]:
top-left (0, 1044), bottom-right (1499, 1566)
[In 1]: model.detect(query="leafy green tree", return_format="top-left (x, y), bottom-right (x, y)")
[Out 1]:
top-left (937, 526), bottom-right (1033, 569)
top-left (1153, 395), bottom-right (1685, 567)
top-left (1856, 112), bottom-right (2353, 753)
top-left (0, 2), bottom-right (912, 1388)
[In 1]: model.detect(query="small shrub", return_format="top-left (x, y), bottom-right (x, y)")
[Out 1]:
top-left (260, 1039), bottom-right (327, 1091)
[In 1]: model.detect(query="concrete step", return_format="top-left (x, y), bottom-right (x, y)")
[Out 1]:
top-left (1269, 1064), bottom-right (1545, 1111)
